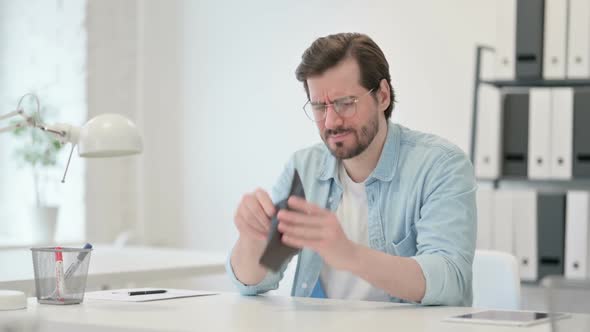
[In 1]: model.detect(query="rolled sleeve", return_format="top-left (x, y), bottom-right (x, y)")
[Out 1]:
top-left (225, 247), bottom-right (286, 295)
top-left (413, 151), bottom-right (477, 306)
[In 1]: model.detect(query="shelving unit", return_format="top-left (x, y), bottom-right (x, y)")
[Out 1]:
top-left (470, 43), bottom-right (590, 283)
top-left (470, 44), bottom-right (590, 190)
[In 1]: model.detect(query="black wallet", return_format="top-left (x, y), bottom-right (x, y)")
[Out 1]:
top-left (259, 170), bottom-right (305, 272)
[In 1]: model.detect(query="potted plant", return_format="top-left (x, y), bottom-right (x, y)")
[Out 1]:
top-left (11, 103), bottom-right (64, 244)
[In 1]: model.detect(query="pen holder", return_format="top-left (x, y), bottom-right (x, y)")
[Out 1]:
top-left (30, 247), bottom-right (92, 305)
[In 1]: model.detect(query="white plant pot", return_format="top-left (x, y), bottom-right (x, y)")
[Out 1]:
top-left (32, 206), bottom-right (59, 245)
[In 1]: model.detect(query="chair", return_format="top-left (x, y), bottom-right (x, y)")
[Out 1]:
top-left (472, 249), bottom-right (521, 310)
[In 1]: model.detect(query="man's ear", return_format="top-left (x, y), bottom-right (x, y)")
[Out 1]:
top-left (377, 79), bottom-right (391, 113)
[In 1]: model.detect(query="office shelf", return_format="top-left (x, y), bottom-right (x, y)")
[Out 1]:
top-left (480, 79), bottom-right (590, 88)
top-left (477, 178), bottom-right (590, 191)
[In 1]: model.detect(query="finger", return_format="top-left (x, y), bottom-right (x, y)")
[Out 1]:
top-left (287, 196), bottom-right (325, 215)
top-left (235, 214), bottom-right (267, 241)
top-left (244, 196), bottom-right (271, 233)
top-left (255, 189), bottom-right (276, 217)
top-left (278, 221), bottom-right (323, 241)
top-left (281, 235), bottom-right (307, 249)
top-left (277, 210), bottom-right (322, 228)
top-left (238, 206), bottom-right (268, 235)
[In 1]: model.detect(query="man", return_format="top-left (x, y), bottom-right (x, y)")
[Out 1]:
top-left (227, 33), bottom-right (476, 306)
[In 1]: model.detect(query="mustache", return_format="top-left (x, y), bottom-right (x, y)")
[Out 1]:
top-left (324, 128), bottom-right (353, 137)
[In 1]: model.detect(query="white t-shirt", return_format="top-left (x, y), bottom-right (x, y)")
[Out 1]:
top-left (319, 164), bottom-right (390, 302)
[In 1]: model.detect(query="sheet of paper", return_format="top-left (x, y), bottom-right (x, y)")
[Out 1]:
top-left (85, 288), bottom-right (218, 302)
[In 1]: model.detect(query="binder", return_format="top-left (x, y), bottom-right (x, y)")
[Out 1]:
top-left (550, 88), bottom-right (574, 179)
top-left (528, 88), bottom-right (552, 179)
top-left (537, 193), bottom-right (566, 280)
top-left (513, 190), bottom-right (538, 281)
top-left (502, 92), bottom-right (529, 177)
top-left (567, 0), bottom-right (590, 78)
top-left (492, 190), bottom-right (514, 254)
top-left (573, 89), bottom-right (590, 178)
top-left (495, 0), bottom-right (517, 80)
top-left (543, 0), bottom-right (568, 79)
top-left (475, 85), bottom-right (503, 179)
top-left (476, 188), bottom-right (495, 250)
top-left (565, 191), bottom-right (590, 279)
top-left (515, 0), bottom-right (545, 80)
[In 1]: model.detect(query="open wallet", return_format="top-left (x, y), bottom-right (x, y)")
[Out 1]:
top-left (259, 169), bottom-right (305, 272)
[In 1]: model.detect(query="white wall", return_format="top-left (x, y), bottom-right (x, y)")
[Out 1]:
top-left (85, 0), bottom-right (498, 252)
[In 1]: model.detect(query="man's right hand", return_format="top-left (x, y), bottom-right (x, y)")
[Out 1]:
top-left (230, 188), bottom-right (276, 285)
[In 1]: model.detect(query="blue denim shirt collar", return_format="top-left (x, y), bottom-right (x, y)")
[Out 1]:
top-left (317, 121), bottom-right (400, 183)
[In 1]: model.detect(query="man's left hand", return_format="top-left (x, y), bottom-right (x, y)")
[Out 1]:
top-left (277, 196), bottom-right (358, 270)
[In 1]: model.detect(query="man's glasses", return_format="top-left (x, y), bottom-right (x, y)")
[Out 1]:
top-left (302, 89), bottom-right (375, 122)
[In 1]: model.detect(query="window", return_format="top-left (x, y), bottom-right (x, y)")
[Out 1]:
top-left (0, 0), bottom-right (87, 246)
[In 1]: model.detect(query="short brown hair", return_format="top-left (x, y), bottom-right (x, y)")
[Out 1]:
top-left (295, 33), bottom-right (395, 119)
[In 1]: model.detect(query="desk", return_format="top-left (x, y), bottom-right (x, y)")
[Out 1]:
top-left (1, 293), bottom-right (589, 331)
top-left (0, 245), bottom-right (226, 293)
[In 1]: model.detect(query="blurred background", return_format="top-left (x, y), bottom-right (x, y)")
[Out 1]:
top-left (6, 0), bottom-right (579, 312)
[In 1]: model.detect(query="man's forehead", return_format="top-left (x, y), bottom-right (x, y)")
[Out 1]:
top-left (306, 58), bottom-right (362, 101)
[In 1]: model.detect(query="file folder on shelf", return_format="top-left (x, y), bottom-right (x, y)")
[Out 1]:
top-left (573, 89), bottom-right (590, 178)
top-left (502, 92), bottom-right (529, 177)
top-left (567, 0), bottom-right (590, 79)
top-left (515, 0), bottom-right (545, 80)
top-left (528, 88), bottom-right (552, 179)
top-left (543, 0), bottom-right (568, 79)
top-left (495, 0), bottom-right (517, 80)
top-left (537, 193), bottom-right (566, 280)
top-left (475, 85), bottom-right (503, 179)
top-left (476, 188), bottom-right (495, 250)
top-left (550, 88), bottom-right (574, 179)
top-left (492, 190), bottom-right (514, 254)
top-left (565, 191), bottom-right (590, 279)
top-left (513, 190), bottom-right (538, 281)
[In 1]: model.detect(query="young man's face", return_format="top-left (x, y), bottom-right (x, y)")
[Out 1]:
top-left (307, 58), bottom-right (385, 160)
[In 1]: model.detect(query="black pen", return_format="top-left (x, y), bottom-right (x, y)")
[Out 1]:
top-left (128, 290), bottom-right (167, 296)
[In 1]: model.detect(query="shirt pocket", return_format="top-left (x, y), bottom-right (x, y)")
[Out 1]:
top-left (385, 230), bottom-right (417, 257)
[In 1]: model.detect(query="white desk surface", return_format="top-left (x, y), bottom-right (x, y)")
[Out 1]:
top-left (2, 292), bottom-right (589, 332)
top-left (0, 245), bottom-right (226, 292)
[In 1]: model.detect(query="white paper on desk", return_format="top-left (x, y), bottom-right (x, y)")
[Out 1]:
top-left (85, 288), bottom-right (217, 302)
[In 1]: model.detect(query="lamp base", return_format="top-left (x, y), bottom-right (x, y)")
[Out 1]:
top-left (0, 290), bottom-right (27, 310)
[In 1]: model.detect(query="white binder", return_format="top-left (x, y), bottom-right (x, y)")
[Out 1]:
top-left (528, 88), bottom-right (552, 179)
top-left (543, 0), bottom-right (568, 79)
top-left (476, 188), bottom-right (495, 250)
top-left (495, 0), bottom-right (517, 80)
top-left (550, 88), bottom-right (574, 179)
top-left (493, 190), bottom-right (514, 254)
top-left (475, 86), bottom-right (503, 179)
top-left (513, 190), bottom-right (538, 281)
top-left (567, 0), bottom-right (590, 78)
top-left (565, 191), bottom-right (590, 279)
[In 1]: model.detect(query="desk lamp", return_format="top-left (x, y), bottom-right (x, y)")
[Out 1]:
top-left (0, 93), bottom-right (143, 310)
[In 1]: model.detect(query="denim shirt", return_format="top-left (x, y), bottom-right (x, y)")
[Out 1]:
top-left (226, 121), bottom-right (477, 306)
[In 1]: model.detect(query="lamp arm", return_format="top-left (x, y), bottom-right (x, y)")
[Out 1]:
top-left (0, 109), bottom-right (24, 121)
top-left (0, 109), bottom-right (29, 133)
top-left (0, 122), bottom-right (26, 134)
top-left (37, 123), bottom-right (80, 145)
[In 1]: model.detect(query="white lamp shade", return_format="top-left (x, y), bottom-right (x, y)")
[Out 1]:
top-left (77, 114), bottom-right (143, 158)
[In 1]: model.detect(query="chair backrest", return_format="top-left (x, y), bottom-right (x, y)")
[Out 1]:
top-left (472, 249), bottom-right (521, 310)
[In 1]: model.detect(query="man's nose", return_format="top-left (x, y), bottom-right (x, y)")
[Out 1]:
top-left (323, 104), bottom-right (343, 129)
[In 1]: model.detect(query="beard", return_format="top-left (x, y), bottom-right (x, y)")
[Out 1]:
top-left (321, 113), bottom-right (380, 160)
